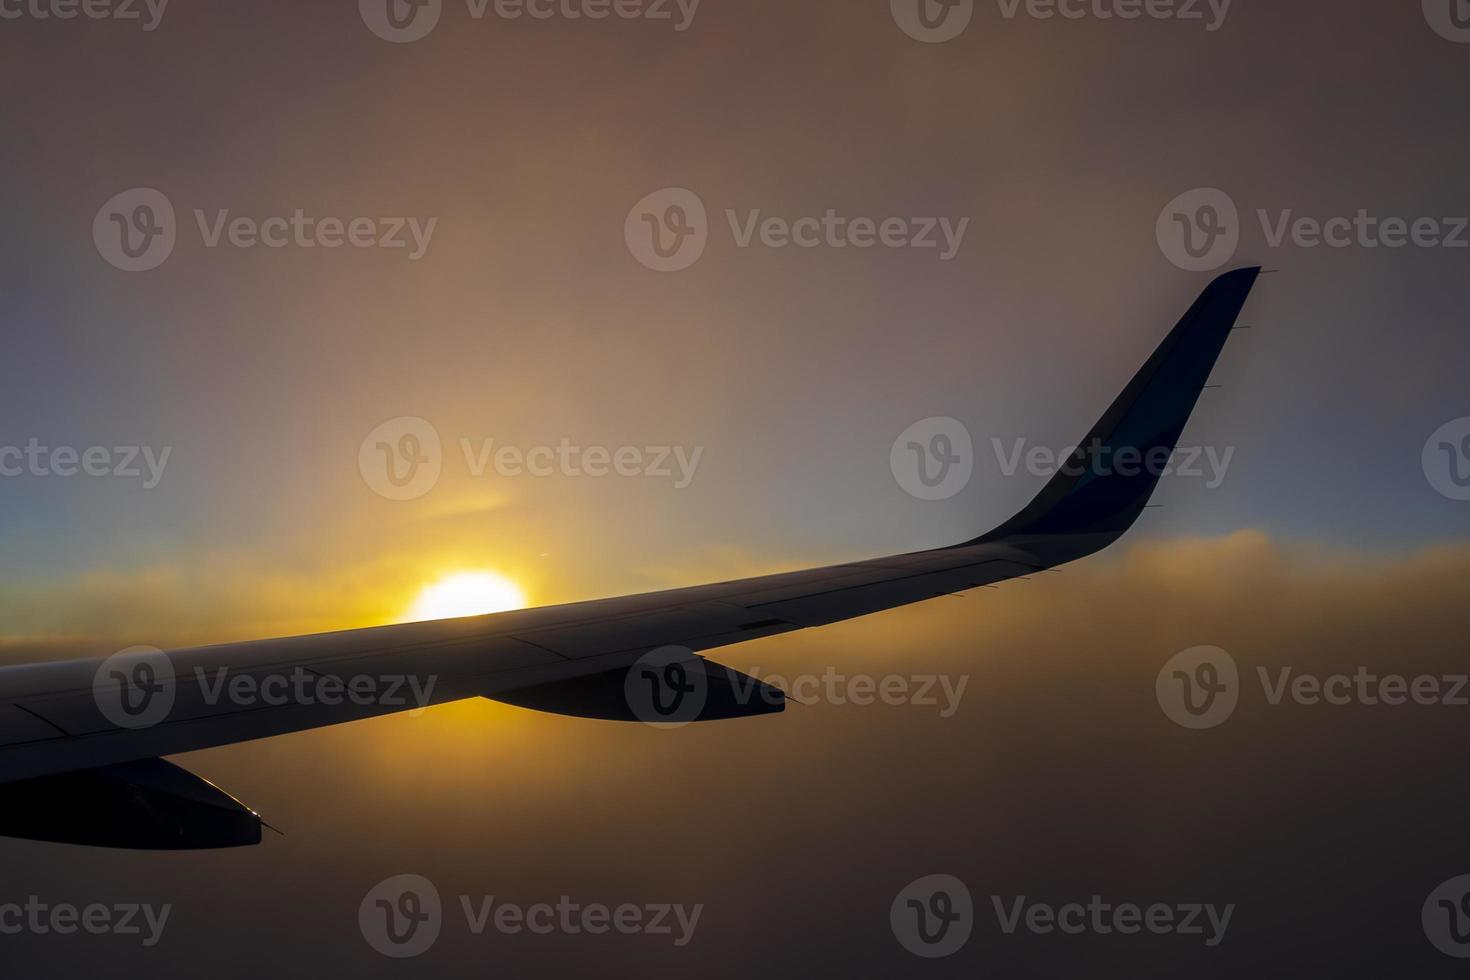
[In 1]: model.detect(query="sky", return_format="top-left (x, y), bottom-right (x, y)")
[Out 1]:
top-left (0, 0), bottom-right (1468, 975)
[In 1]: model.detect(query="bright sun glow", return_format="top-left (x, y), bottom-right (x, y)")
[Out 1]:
top-left (407, 572), bottom-right (526, 622)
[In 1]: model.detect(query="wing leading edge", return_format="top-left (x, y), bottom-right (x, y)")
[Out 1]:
top-left (0, 268), bottom-right (1260, 846)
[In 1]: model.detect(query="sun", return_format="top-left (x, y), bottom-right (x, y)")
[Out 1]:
top-left (407, 572), bottom-right (526, 622)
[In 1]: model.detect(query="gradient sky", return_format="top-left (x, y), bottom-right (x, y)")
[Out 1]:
top-left (1, 0), bottom-right (1468, 975)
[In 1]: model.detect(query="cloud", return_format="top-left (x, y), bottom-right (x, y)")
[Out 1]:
top-left (3, 531), bottom-right (1467, 975)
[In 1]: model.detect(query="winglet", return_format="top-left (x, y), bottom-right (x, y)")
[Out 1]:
top-left (960, 267), bottom-right (1261, 559)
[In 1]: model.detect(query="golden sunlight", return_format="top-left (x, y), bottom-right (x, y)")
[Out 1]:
top-left (407, 572), bottom-right (527, 622)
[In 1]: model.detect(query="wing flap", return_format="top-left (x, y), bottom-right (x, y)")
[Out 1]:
top-left (0, 758), bottom-right (263, 850)
top-left (486, 655), bottom-right (786, 723)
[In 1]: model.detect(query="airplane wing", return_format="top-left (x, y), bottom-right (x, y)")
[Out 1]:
top-left (0, 268), bottom-right (1261, 848)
